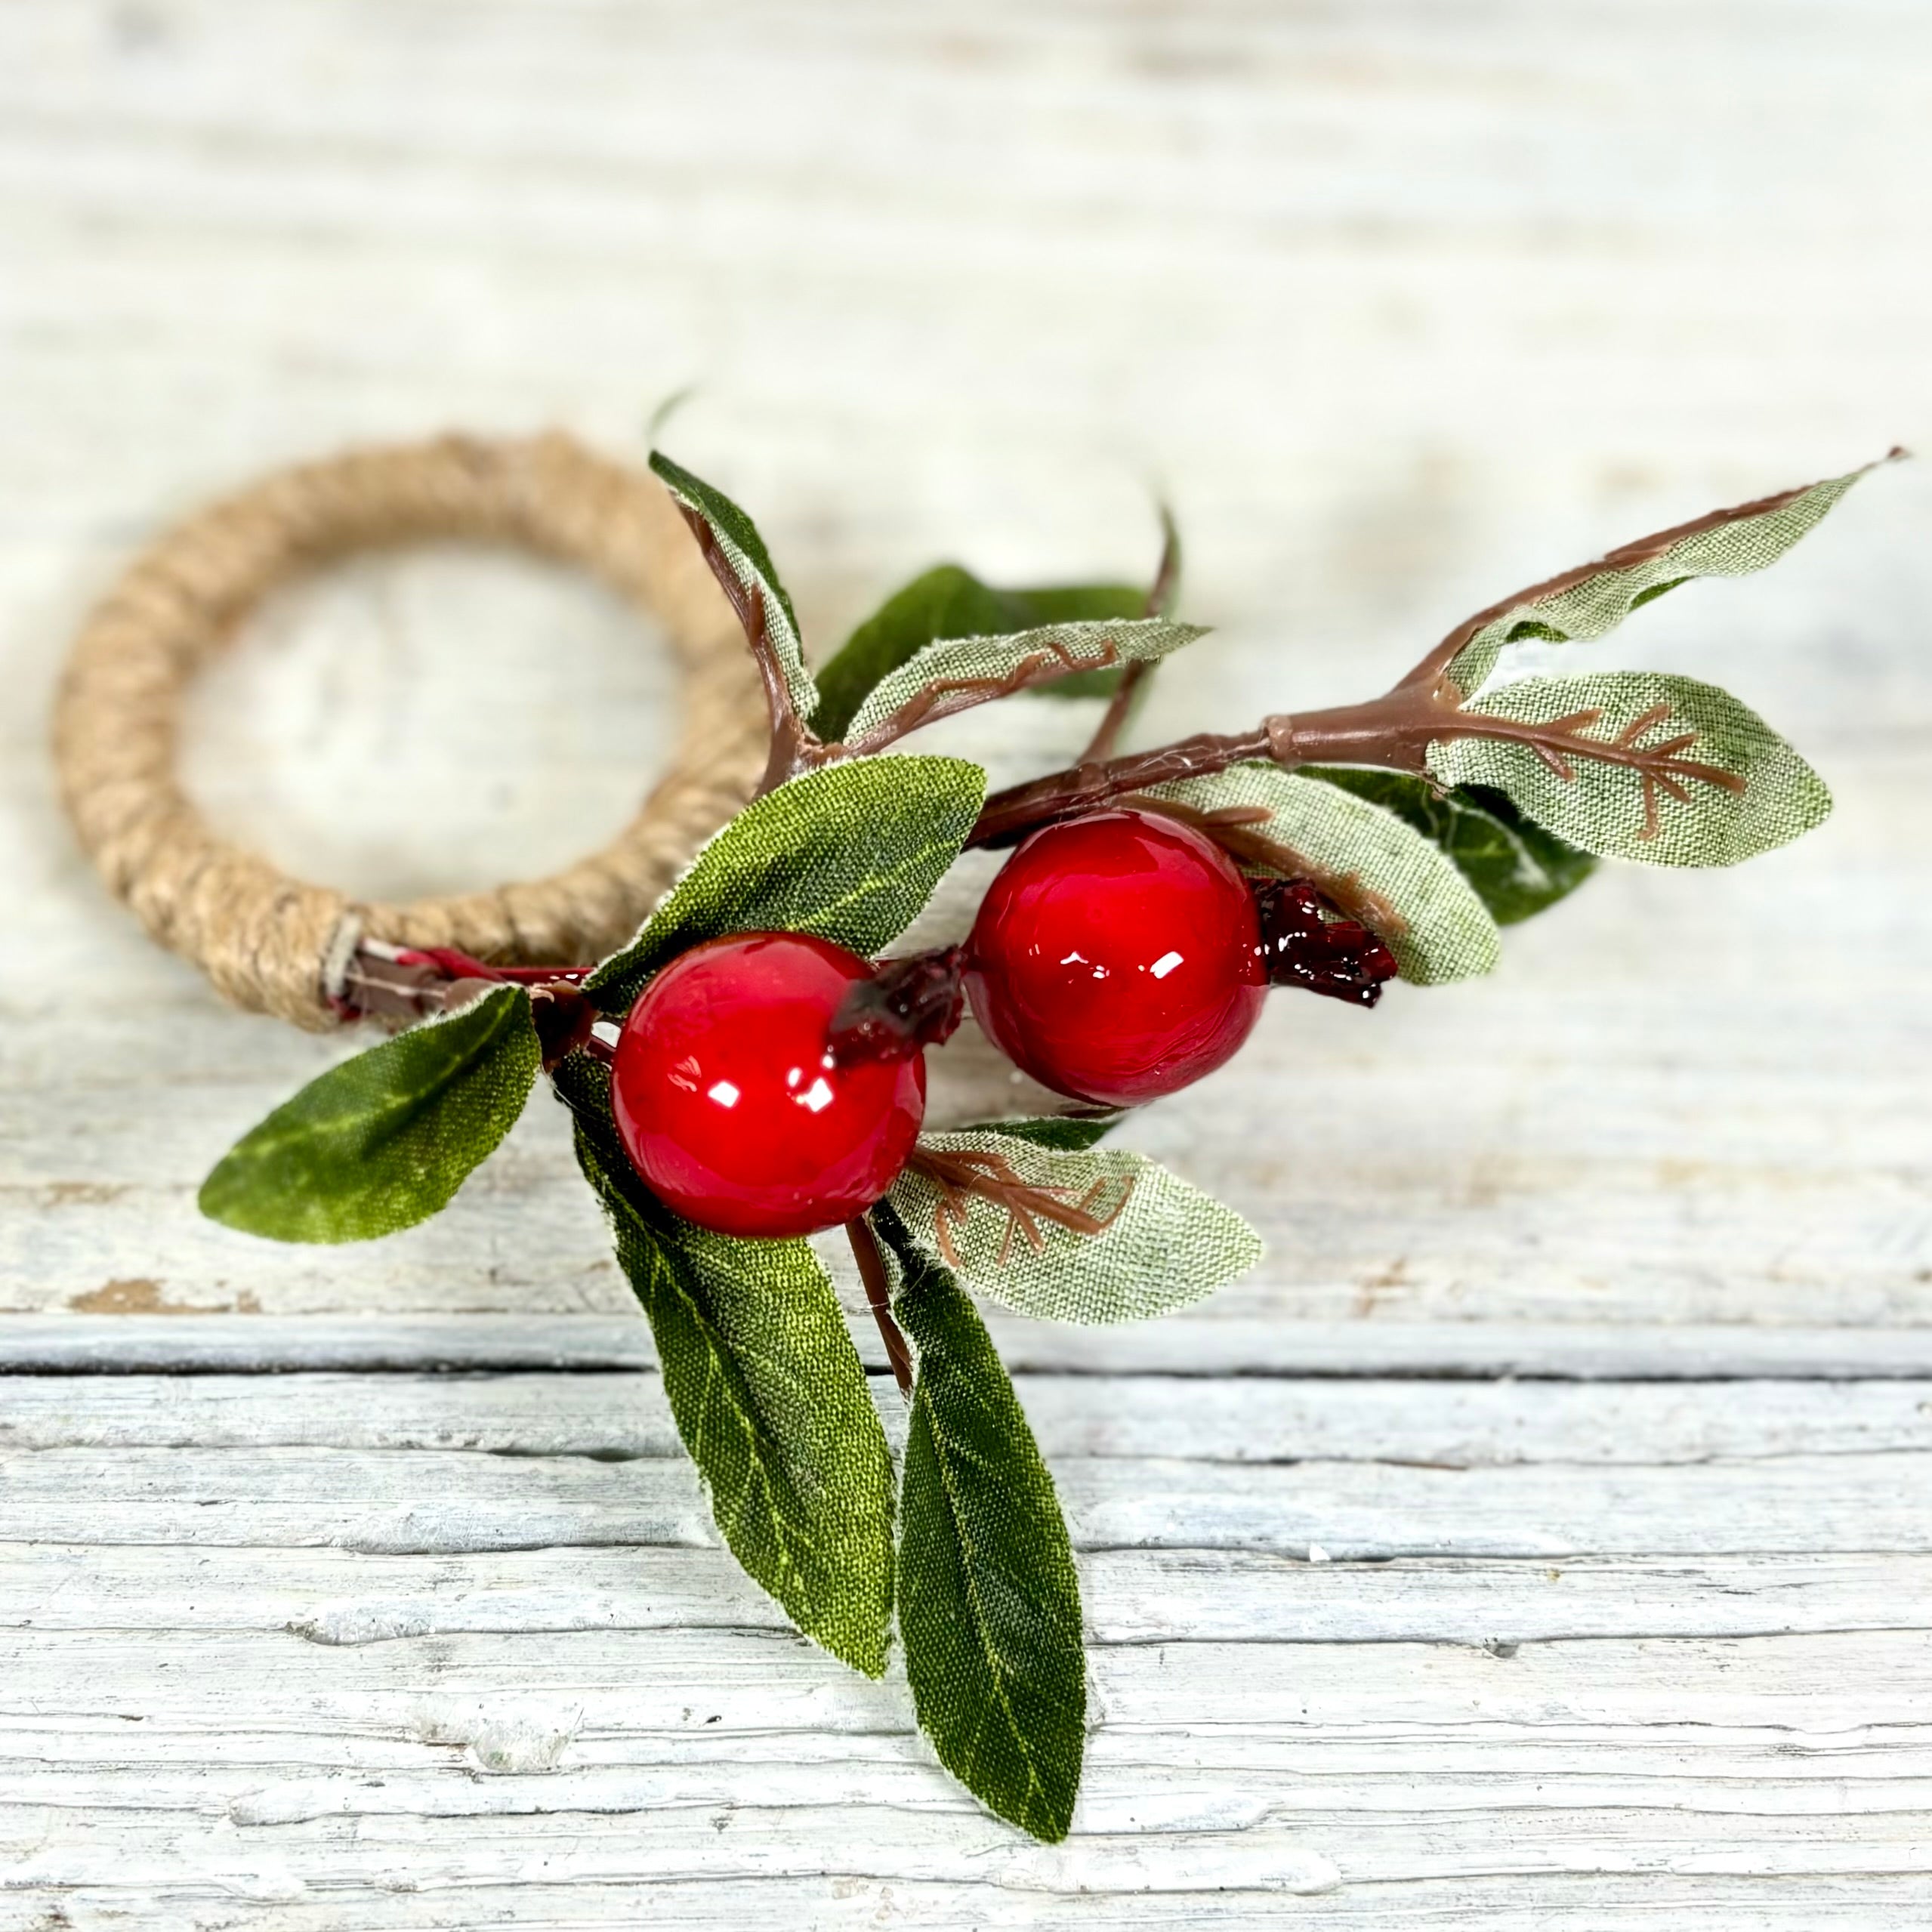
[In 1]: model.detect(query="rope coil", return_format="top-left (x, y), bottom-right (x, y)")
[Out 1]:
top-left (52, 431), bottom-right (767, 1028)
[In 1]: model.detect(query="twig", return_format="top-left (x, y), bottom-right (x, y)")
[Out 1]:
top-left (847, 1215), bottom-right (914, 1399)
top-left (969, 677), bottom-right (1742, 849)
top-left (907, 1145), bottom-right (1132, 1270)
top-left (1079, 503), bottom-right (1181, 765)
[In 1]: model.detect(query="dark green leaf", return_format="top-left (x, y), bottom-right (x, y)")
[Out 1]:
top-left (584, 755), bottom-right (986, 1014)
top-left (649, 449), bottom-right (816, 720)
top-left (966, 1113), bottom-right (1125, 1153)
top-left (811, 567), bottom-right (1148, 740)
top-left (199, 986), bottom-right (539, 1243)
top-left (875, 1202), bottom-right (1085, 1842)
top-left (555, 1055), bottom-right (893, 1676)
top-left (1304, 767), bottom-right (1599, 925)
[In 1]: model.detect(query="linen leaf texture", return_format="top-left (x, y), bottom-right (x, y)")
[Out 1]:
top-left (811, 566), bottom-right (1147, 741)
top-left (841, 618), bottom-right (1206, 745)
top-left (888, 1130), bottom-right (1262, 1325)
top-left (649, 449), bottom-right (816, 722)
top-left (1304, 766), bottom-right (1598, 925)
top-left (1143, 764), bottom-right (1501, 983)
top-left (1427, 672), bottom-right (1831, 866)
top-left (554, 1055), bottom-right (893, 1676)
top-left (585, 755), bottom-right (986, 1013)
top-left (1441, 457), bottom-right (1888, 696)
top-left (878, 1203), bottom-right (1085, 1843)
top-left (199, 985), bottom-right (539, 1243)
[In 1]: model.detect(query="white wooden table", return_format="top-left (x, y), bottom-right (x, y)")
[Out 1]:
top-left (3, 3), bottom-right (1930, 1924)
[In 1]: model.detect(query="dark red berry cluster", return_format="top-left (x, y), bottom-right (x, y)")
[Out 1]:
top-left (1252, 878), bottom-right (1400, 1007)
top-left (610, 807), bottom-right (1394, 1238)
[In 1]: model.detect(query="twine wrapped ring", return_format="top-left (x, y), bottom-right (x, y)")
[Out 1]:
top-left (52, 431), bottom-right (767, 1029)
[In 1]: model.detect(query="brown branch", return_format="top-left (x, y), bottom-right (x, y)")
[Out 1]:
top-left (971, 678), bottom-right (1745, 850)
top-left (1080, 505), bottom-right (1183, 764)
top-left (907, 1145), bottom-right (1132, 1270)
top-left (846, 1215), bottom-right (913, 1399)
top-left (969, 724), bottom-right (1274, 846)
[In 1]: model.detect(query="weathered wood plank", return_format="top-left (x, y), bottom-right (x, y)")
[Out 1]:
top-left (2, 1876), bottom-right (1917, 1932)
top-left (4, 1445), bottom-right (1927, 1559)
top-left (6, 1368), bottom-right (1932, 1463)
top-left (12, 1313), bottom-right (1932, 1379)
top-left (2, 1629), bottom-right (1929, 1898)
top-left (6, 1542), bottom-right (1930, 1648)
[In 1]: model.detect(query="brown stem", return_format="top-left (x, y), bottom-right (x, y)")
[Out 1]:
top-left (906, 1145), bottom-right (1133, 1270)
top-left (847, 1215), bottom-right (914, 1399)
top-left (971, 676), bottom-right (1745, 849)
top-left (1079, 504), bottom-right (1182, 764)
top-left (969, 725), bottom-right (1273, 847)
top-left (337, 941), bottom-right (599, 1026)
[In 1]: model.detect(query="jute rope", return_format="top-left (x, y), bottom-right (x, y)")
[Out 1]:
top-left (52, 431), bottom-right (767, 1029)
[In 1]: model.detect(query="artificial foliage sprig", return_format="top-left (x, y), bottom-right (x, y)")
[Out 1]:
top-left (200, 443), bottom-right (1897, 1839)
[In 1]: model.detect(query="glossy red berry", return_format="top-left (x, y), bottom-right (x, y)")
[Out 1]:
top-left (965, 808), bottom-right (1267, 1106)
top-left (611, 932), bottom-right (925, 1239)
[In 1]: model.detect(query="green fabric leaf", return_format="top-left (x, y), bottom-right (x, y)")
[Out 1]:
top-left (584, 755), bottom-right (986, 1014)
top-left (965, 1113), bottom-right (1125, 1153)
top-left (844, 617), bottom-right (1205, 746)
top-left (554, 1055), bottom-right (893, 1676)
top-left (875, 1201), bottom-right (1085, 1843)
top-left (810, 566), bottom-right (1150, 740)
top-left (1427, 672), bottom-right (1832, 867)
top-left (1004, 586), bottom-right (1158, 700)
top-left (1142, 764), bottom-right (1501, 984)
top-left (1304, 766), bottom-right (1599, 926)
top-left (199, 987), bottom-right (539, 1244)
top-left (887, 1130), bottom-right (1262, 1325)
top-left (1443, 459), bottom-right (1885, 696)
top-left (649, 449), bottom-right (816, 722)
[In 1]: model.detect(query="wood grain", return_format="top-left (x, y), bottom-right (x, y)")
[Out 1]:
top-left (2, 0), bottom-right (1929, 1923)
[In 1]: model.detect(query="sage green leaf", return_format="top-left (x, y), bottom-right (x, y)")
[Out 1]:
top-left (199, 986), bottom-right (539, 1244)
top-left (887, 1130), bottom-right (1261, 1325)
top-left (1142, 764), bottom-right (1501, 984)
top-left (650, 449), bottom-right (816, 721)
top-left (584, 755), bottom-right (986, 1014)
top-left (1443, 458), bottom-right (1890, 696)
top-left (813, 569), bottom-right (1154, 740)
top-left (875, 1201), bottom-right (1085, 1843)
top-left (842, 618), bottom-right (1205, 748)
top-left (966, 1113), bottom-right (1125, 1153)
top-left (1004, 585), bottom-right (1160, 701)
top-left (1304, 766), bottom-right (1598, 925)
top-left (554, 1054), bottom-right (893, 1676)
top-left (1427, 672), bottom-right (1832, 866)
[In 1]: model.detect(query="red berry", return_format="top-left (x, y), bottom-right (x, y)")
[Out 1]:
top-left (965, 808), bottom-right (1267, 1106)
top-left (612, 932), bottom-right (925, 1239)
